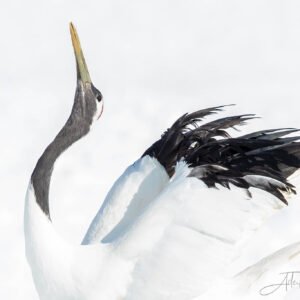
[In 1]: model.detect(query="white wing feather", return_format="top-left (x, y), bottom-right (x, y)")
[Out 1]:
top-left (82, 155), bottom-right (169, 244)
top-left (105, 161), bottom-right (287, 300)
top-left (196, 175), bottom-right (300, 300)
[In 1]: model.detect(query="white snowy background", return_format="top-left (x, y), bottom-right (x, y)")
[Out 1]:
top-left (2, 0), bottom-right (300, 299)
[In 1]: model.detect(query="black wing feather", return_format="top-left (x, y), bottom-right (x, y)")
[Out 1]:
top-left (142, 105), bottom-right (300, 204)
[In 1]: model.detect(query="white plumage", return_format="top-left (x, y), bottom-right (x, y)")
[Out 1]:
top-left (82, 155), bottom-right (169, 245)
top-left (24, 23), bottom-right (300, 300)
top-left (25, 155), bottom-right (297, 299)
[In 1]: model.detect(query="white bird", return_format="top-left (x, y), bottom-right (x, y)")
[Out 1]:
top-left (24, 23), bottom-right (300, 300)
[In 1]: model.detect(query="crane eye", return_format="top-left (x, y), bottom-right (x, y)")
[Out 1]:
top-left (96, 94), bottom-right (102, 102)
top-left (91, 84), bottom-right (102, 102)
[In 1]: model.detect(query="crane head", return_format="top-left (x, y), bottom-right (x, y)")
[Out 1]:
top-left (69, 23), bottom-right (103, 126)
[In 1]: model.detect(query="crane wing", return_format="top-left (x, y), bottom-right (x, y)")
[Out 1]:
top-left (102, 104), bottom-right (300, 299)
top-left (82, 155), bottom-right (169, 244)
top-left (108, 162), bottom-right (291, 300)
top-left (84, 105), bottom-right (300, 246)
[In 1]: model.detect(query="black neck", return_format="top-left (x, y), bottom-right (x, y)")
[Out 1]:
top-left (31, 110), bottom-right (90, 218)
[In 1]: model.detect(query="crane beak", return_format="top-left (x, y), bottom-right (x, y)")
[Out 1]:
top-left (69, 22), bottom-right (92, 84)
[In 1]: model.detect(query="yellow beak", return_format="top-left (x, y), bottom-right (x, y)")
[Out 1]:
top-left (69, 22), bottom-right (91, 84)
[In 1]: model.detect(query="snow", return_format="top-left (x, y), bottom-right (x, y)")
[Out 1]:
top-left (2, 0), bottom-right (300, 299)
